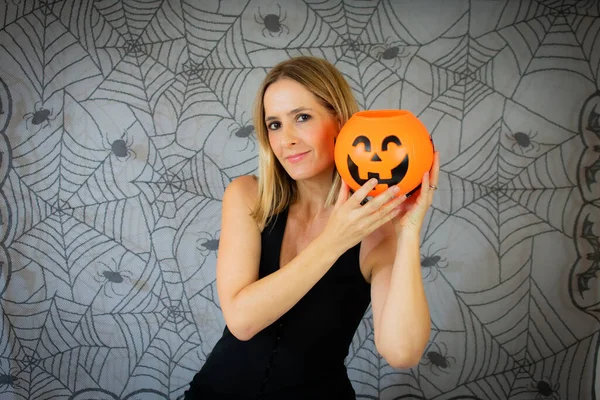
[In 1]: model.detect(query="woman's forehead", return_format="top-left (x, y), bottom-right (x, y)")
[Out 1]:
top-left (264, 80), bottom-right (322, 115)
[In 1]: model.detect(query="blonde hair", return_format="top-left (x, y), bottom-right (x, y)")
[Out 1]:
top-left (250, 56), bottom-right (359, 230)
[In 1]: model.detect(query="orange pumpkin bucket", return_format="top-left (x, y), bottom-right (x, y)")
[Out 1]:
top-left (334, 110), bottom-right (434, 197)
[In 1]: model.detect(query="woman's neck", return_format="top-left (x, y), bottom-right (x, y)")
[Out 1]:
top-left (293, 174), bottom-right (334, 221)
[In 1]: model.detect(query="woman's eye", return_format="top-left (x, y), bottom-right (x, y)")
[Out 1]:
top-left (297, 114), bottom-right (311, 122)
top-left (268, 122), bottom-right (280, 130)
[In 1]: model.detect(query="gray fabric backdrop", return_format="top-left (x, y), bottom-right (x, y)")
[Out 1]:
top-left (0, 0), bottom-right (599, 399)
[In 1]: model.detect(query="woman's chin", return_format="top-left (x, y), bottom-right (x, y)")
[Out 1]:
top-left (286, 167), bottom-right (334, 183)
top-left (286, 170), bottom-right (310, 181)
top-left (282, 166), bottom-right (311, 180)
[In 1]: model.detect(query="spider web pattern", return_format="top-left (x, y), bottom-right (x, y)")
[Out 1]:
top-left (0, 0), bottom-right (598, 399)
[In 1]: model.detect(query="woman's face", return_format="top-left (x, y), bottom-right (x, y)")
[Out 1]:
top-left (263, 78), bottom-right (340, 181)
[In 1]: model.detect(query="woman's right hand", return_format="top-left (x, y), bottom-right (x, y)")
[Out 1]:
top-left (323, 178), bottom-right (407, 253)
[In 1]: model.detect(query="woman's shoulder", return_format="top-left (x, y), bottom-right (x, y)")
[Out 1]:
top-left (228, 174), bottom-right (258, 187)
top-left (221, 175), bottom-right (262, 232)
top-left (223, 175), bottom-right (259, 206)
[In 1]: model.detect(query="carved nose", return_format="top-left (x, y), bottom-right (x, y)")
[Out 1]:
top-left (371, 153), bottom-right (382, 161)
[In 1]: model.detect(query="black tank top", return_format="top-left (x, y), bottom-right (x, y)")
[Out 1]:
top-left (183, 206), bottom-right (371, 399)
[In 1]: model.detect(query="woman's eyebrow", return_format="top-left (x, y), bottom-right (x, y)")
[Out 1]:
top-left (265, 107), bottom-right (312, 122)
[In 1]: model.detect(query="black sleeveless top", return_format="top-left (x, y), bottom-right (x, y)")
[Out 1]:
top-left (183, 207), bottom-right (371, 399)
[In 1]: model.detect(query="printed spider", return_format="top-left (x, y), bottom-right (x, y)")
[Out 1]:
top-left (371, 37), bottom-right (410, 69)
top-left (0, 366), bottom-right (21, 391)
top-left (255, 4), bottom-right (289, 37)
top-left (105, 132), bottom-right (137, 161)
top-left (228, 113), bottom-right (256, 153)
top-left (196, 230), bottom-right (220, 256)
top-left (420, 342), bottom-right (455, 376)
top-left (420, 243), bottom-right (448, 282)
top-left (528, 378), bottom-right (561, 400)
top-left (507, 130), bottom-right (541, 154)
top-left (23, 101), bottom-right (56, 132)
top-left (94, 258), bottom-right (133, 298)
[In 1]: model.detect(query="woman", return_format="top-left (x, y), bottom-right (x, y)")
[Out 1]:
top-left (184, 56), bottom-right (439, 399)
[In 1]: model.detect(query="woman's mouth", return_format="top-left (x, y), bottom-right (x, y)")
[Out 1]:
top-left (286, 151), bottom-right (310, 163)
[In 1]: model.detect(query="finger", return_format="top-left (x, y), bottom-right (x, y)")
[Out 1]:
top-left (362, 184), bottom-right (401, 214)
top-left (383, 193), bottom-right (408, 215)
top-left (422, 171), bottom-right (431, 198)
top-left (335, 179), bottom-right (351, 208)
top-left (373, 195), bottom-right (408, 227)
top-left (429, 151), bottom-right (440, 187)
top-left (349, 178), bottom-right (379, 206)
top-left (421, 171), bottom-right (437, 208)
top-left (363, 192), bottom-right (407, 227)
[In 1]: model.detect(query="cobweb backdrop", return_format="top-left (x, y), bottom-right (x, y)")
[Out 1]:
top-left (0, 0), bottom-right (599, 399)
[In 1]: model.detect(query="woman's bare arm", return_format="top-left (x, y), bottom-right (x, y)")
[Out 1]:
top-left (217, 176), bottom-right (404, 341)
top-left (367, 229), bottom-right (431, 368)
top-left (216, 176), bottom-right (343, 341)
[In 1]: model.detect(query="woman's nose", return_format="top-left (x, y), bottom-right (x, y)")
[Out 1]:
top-left (281, 126), bottom-right (298, 147)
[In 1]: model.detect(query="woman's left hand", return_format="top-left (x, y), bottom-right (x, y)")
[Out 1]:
top-left (392, 151), bottom-right (440, 235)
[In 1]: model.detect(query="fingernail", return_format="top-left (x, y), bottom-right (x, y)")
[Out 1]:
top-left (370, 178), bottom-right (378, 185)
top-left (391, 186), bottom-right (400, 194)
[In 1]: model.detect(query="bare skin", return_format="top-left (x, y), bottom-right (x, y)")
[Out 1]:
top-left (216, 78), bottom-right (439, 367)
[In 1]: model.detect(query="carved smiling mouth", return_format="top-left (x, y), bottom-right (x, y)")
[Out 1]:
top-left (347, 154), bottom-right (410, 185)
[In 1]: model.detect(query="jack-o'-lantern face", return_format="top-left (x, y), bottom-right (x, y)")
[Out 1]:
top-left (347, 134), bottom-right (409, 188)
top-left (334, 109), bottom-right (434, 197)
